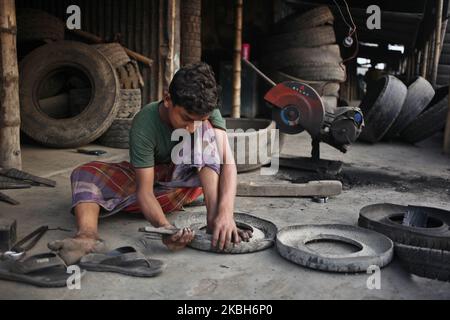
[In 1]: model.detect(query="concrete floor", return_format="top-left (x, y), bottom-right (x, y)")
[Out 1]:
top-left (1, 133), bottom-right (450, 300)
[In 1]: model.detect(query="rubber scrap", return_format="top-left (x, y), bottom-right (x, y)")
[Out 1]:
top-left (236, 181), bottom-right (342, 197)
top-left (0, 169), bottom-right (56, 188)
top-left (0, 192), bottom-right (20, 205)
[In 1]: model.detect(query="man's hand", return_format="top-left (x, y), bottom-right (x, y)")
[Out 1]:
top-left (211, 215), bottom-right (240, 251)
top-left (162, 227), bottom-right (195, 252)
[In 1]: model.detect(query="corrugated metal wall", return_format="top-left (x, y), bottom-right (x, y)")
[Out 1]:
top-left (16, 0), bottom-right (159, 104)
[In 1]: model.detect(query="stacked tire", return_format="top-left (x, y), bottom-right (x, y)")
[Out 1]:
top-left (263, 6), bottom-right (344, 113)
top-left (17, 9), bottom-right (143, 149)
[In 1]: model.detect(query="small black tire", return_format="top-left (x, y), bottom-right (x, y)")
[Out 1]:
top-left (281, 63), bottom-right (346, 82)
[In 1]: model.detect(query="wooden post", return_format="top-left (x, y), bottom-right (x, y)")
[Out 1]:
top-left (421, 41), bottom-right (429, 78)
top-left (231, 0), bottom-right (243, 119)
top-left (444, 86), bottom-right (450, 154)
top-left (431, 0), bottom-right (443, 86)
top-left (0, 0), bottom-right (21, 170)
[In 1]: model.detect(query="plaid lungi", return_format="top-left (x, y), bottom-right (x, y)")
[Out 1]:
top-left (70, 121), bottom-right (221, 218)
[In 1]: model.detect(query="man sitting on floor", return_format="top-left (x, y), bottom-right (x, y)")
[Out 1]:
top-left (49, 63), bottom-right (251, 265)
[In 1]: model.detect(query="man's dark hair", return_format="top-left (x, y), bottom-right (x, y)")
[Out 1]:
top-left (169, 62), bottom-right (220, 116)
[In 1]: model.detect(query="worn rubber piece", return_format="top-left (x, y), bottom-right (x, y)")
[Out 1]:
top-left (117, 61), bottom-right (144, 89)
top-left (400, 86), bottom-right (449, 144)
top-left (276, 224), bottom-right (394, 273)
top-left (116, 89), bottom-right (142, 119)
top-left (19, 41), bottom-right (121, 148)
top-left (17, 9), bottom-right (65, 44)
top-left (181, 0), bottom-right (202, 65)
top-left (275, 6), bottom-right (335, 33)
top-left (98, 119), bottom-right (133, 149)
top-left (272, 72), bottom-right (340, 97)
top-left (358, 76), bottom-right (407, 143)
top-left (262, 45), bottom-right (342, 71)
top-left (281, 63), bottom-right (346, 82)
top-left (359, 203), bottom-right (450, 251)
top-left (171, 212), bottom-right (277, 254)
top-left (225, 118), bottom-right (279, 173)
top-left (384, 77), bottom-right (435, 139)
top-left (92, 43), bottom-right (131, 69)
top-left (266, 25), bottom-right (336, 52)
top-left (396, 243), bottom-right (450, 282)
top-left (79, 247), bottom-right (165, 277)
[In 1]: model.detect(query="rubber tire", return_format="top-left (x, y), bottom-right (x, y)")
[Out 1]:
top-left (265, 25), bottom-right (336, 52)
top-left (92, 43), bottom-right (131, 69)
top-left (117, 89), bottom-right (142, 119)
top-left (359, 203), bottom-right (450, 251)
top-left (262, 45), bottom-right (342, 70)
top-left (400, 86), bottom-right (449, 144)
top-left (181, 0), bottom-right (202, 65)
top-left (17, 9), bottom-right (65, 44)
top-left (275, 6), bottom-right (334, 33)
top-left (358, 76), bottom-right (407, 143)
top-left (117, 61), bottom-right (144, 89)
top-left (396, 243), bottom-right (450, 282)
top-left (384, 77), bottom-right (435, 139)
top-left (98, 119), bottom-right (133, 149)
top-left (281, 63), bottom-right (346, 82)
top-left (19, 41), bottom-right (121, 148)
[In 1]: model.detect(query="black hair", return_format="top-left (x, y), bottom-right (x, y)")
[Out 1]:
top-left (169, 62), bottom-right (220, 116)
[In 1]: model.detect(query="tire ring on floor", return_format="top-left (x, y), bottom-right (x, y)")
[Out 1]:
top-left (358, 75), bottom-right (407, 143)
top-left (276, 224), bottom-right (394, 273)
top-left (384, 77), bottom-right (435, 139)
top-left (395, 243), bottom-right (450, 282)
top-left (171, 212), bottom-right (277, 254)
top-left (400, 86), bottom-right (449, 144)
top-left (359, 203), bottom-right (450, 251)
top-left (20, 41), bottom-right (121, 148)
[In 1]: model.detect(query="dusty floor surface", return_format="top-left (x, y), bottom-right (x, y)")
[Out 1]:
top-left (0, 132), bottom-right (449, 300)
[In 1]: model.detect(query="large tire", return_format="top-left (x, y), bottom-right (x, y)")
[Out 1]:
top-left (98, 119), bottom-right (133, 149)
top-left (400, 86), bottom-right (449, 143)
top-left (17, 9), bottom-right (65, 44)
top-left (396, 243), bottom-right (450, 282)
top-left (275, 6), bottom-right (334, 33)
top-left (92, 43), bottom-right (131, 69)
top-left (358, 76), bottom-right (407, 143)
top-left (281, 63), bottom-right (346, 82)
top-left (359, 203), bottom-right (450, 251)
top-left (262, 45), bottom-right (342, 70)
top-left (384, 77), bottom-right (435, 139)
top-left (117, 89), bottom-right (142, 119)
top-left (265, 25), bottom-right (336, 52)
top-left (19, 41), bottom-right (121, 148)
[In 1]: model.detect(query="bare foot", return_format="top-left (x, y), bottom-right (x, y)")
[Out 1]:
top-left (48, 235), bottom-right (106, 265)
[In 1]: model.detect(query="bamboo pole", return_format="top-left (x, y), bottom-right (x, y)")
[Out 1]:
top-left (231, 0), bottom-right (243, 119)
top-left (0, 0), bottom-right (21, 169)
top-left (444, 85), bottom-right (450, 154)
top-left (431, 0), bottom-right (443, 86)
top-left (421, 41), bottom-right (429, 78)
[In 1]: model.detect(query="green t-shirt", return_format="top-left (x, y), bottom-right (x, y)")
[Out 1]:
top-left (129, 101), bottom-right (227, 168)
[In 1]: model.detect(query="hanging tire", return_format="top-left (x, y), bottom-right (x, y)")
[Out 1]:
top-left (396, 243), bottom-right (450, 282)
top-left (281, 63), bottom-right (346, 82)
top-left (262, 45), bottom-right (342, 70)
top-left (98, 119), bottom-right (133, 149)
top-left (17, 9), bottom-right (65, 44)
top-left (275, 6), bottom-right (334, 33)
top-left (116, 89), bottom-right (142, 119)
top-left (92, 43), bottom-right (131, 69)
top-left (358, 76), bottom-right (407, 143)
top-left (19, 41), bottom-right (121, 148)
top-left (359, 203), bottom-right (450, 251)
top-left (384, 77), bottom-right (435, 139)
top-left (265, 25), bottom-right (336, 52)
top-left (400, 86), bottom-right (449, 144)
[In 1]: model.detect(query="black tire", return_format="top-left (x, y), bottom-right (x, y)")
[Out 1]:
top-left (436, 74), bottom-right (450, 86)
top-left (117, 89), bottom-right (142, 119)
top-left (69, 89), bottom-right (91, 117)
top-left (281, 63), bottom-right (346, 82)
top-left (262, 45), bottom-right (342, 70)
top-left (275, 6), bottom-right (334, 33)
top-left (19, 41), bottom-right (121, 148)
top-left (439, 53), bottom-right (450, 65)
top-left (384, 77), bottom-right (435, 139)
top-left (17, 9), bottom-right (65, 44)
top-left (92, 43), bottom-right (131, 69)
top-left (396, 243), bottom-right (450, 282)
top-left (358, 76), bottom-right (407, 143)
top-left (98, 119), bottom-right (133, 149)
top-left (359, 203), bottom-right (450, 251)
top-left (400, 86), bottom-right (449, 144)
top-left (117, 61), bottom-right (144, 89)
top-left (265, 25), bottom-right (336, 52)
